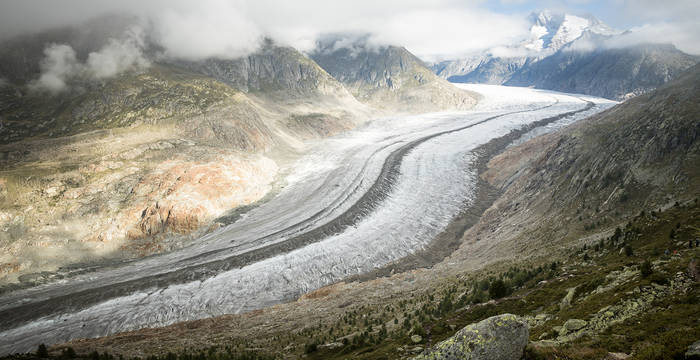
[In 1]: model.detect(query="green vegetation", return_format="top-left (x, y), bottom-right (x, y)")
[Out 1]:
top-left (3, 201), bottom-right (698, 360)
top-left (36, 345), bottom-right (48, 358)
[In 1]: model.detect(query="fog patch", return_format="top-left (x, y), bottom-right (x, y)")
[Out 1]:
top-left (29, 26), bottom-right (149, 93)
top-left (86, 26), bottom-right (149, 78)
top-left (488, 45), bottom-right (535, 58)
top-left (29, 44), bottom-right (80, 93)
top-left (603, 23), bottom-right (700, 54)
top-left (313, 33), bottom-right (388, 57)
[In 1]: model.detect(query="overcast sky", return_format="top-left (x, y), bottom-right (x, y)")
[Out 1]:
top-left (1, 0), bottom-right (699, 61)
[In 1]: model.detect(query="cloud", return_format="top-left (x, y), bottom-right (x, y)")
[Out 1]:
top-left (149, 0), bottom-right (262, 60)
top-left (86, 26), bottom-right (149, 78)
top-left (0, 0), bottom-right (532, 62)
top-left (360, 8), bottom-right (529, 61)
top-left (604, 23), bottom-right (700, 54)
top-left (611, 0), bottom-right (700, 54)
top-left (29, 44), bottom-right (80, 93)
top-left (3, 0), bottom-right (698, 68)
top-left (29, 27), bottom-right (149, 93)
top-left (488, 45), bottom-right (534, 58)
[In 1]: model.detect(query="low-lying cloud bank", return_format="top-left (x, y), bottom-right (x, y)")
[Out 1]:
top-left (2, 0), bottom-right (699, 93)
top-left (29, 26), bottom-right (149, 93)
top-left (2, 0), bottom-right (530, 63)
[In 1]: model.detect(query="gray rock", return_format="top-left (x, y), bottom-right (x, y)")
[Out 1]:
top-left (686, 339), bottom-right (700, 359)
top-left (412, 314), bottom-right (529, 360)
top-left (409, 346), bottom-right (424, 354)
top-left (318, 342), bottom-right (343, 350)
top-left (411, 334), bottom-right (423, 344)
top-left (560, 287), bottom-right (577, 309)
top-left (606, 352), bottom-right (630, 360)
top-left (563, 319), bottom-right (587, 332)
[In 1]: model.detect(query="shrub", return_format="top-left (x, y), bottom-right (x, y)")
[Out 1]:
top-left (61, 347), bottom-right (77, 359)
top-left (640, 259), bottom-right (653, 278)
top-left (478, 279), bottom-right (490, 291)
top-left (304, 342), bottom-right (318, 354)
top-left (649, 272), bottom-right (669, 286)
top-left (471, 291), bottom-right (486, 304)
top-left (635, 344), bottom-right (665, 360)
top-left (624, 245), bottom-right (634, 256)
top-left (37, 344), bottom-right (49, 358)
top-left (489, 279), bottom-right (509, 299)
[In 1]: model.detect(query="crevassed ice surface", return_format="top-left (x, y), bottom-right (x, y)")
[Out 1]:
top-left (0, 85), bottom-right (616, 354)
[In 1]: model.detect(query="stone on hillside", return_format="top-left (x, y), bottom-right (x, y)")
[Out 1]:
top-left (686, 339), bottom-right (700, 359)
top-left (318, 342), bottom-right (343, 350)
top-left (560, 287), bottom-right (577, 309)
top-left (563, 319), bottom-right (587, 332)
top-left (605, 352), bottom-right (630, 360)
top-left (411, 334), bottom-right (423, 344)
top-left (412, 314), bottom-right (528, 360)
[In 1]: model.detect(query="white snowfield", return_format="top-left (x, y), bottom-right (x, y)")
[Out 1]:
top-left (0, 85), bottom-right (616, 354)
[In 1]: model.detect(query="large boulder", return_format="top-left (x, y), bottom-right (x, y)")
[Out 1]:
top-left (563, 319), bottom-right (587, 333)
top-left (687, 339), bottom-right (700, 359)
top-left (412, 314), bottom-right (529, 360)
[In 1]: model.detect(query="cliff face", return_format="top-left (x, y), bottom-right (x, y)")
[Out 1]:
top-left (311, 37), bottom-right (479, 113)
top-left (178, 41), bottom-right (348, 97)
top-left (434, 55), bottom-right (532, 85)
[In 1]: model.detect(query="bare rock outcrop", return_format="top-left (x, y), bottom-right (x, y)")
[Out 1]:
top-left (412, 314), bottom-right (529, 360)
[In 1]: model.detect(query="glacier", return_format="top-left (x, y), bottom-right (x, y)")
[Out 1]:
top-left (0, 85), bottom-right (616, 354)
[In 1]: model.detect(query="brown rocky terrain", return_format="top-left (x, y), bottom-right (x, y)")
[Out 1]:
top-left (0, 27), bottom-right (478, 286)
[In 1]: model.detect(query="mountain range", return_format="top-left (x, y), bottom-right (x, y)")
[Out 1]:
top-left (0, 21), bottom-right (478, 285)
top-left (433, 10), bottom-right (699, 100)
top-left (41, 47), bottom-right (700, 360)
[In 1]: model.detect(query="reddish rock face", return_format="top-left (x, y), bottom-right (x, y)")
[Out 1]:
top-left (113, 155), bottom-right (277, 244)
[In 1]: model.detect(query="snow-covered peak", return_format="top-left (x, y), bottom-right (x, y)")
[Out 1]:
top-left (549, 14), bottom-right (590, 51)
top-left (523, 10), bottom-right (619, 53)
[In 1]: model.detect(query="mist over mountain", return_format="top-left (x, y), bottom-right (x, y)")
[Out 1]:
top-left (434, 10), bottom-right (699, 100)
top-left (0, 3), bottom-right (699, 360)
top-left (310, 35), bottom-right (477, 112)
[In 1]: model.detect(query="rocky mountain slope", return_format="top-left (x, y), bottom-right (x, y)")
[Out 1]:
top-left (311, 35), bottom-right (478, 112)
top-left (38, 56), bottom-right (700, 360)
top-left (505, 42), bottom-right (698, 100)
top-left (433, 11), bottom-right (618, 85)
top-left (478, 62), bottom-right (699, 258)
top-left (0, 21), bottom-right (479, 285)
top-left (433, 10), bottom-right (699, 100)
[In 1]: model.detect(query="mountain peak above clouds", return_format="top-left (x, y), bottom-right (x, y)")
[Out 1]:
top-left (523, 10), bottom-right (619, 53)
top-left (433, 9), bottom-right (697, 100)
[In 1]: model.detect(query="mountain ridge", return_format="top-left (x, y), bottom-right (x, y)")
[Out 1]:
top-left (433, 10), bottom-right (699, 100)
top-left (311, 35), bottom-right (479, 113)
top-left (0, 23), bottom-right (478, 284)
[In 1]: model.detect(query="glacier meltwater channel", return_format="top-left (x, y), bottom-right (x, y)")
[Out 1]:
top-left (0, 85), bottom-right (616, 354)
